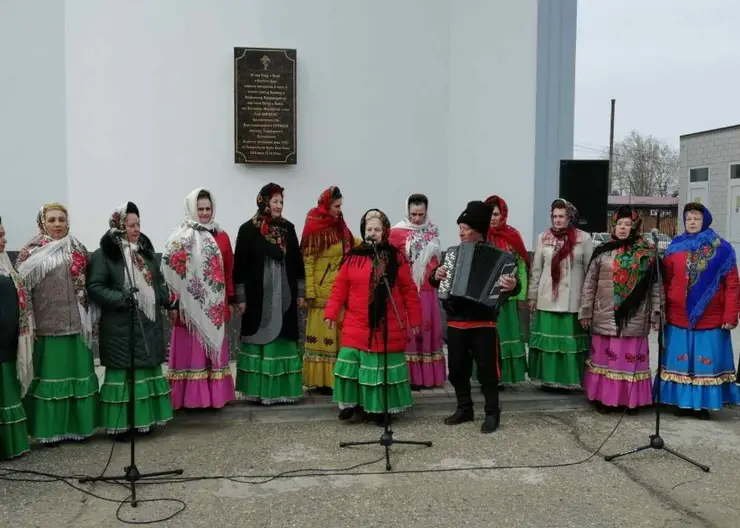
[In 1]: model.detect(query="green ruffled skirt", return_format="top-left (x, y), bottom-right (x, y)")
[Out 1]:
top-left (99, 366), bottom-right (173, 434)
top-left (235, 339), bottom-right (303, 404)
top-left (471, 300), bottom-right (528, 383)
top-left (23, 334), bottom-right (99, 443)
top-left (0, 361), bottom-right (30, 460)
top-left (333, 347), bottom-right (413, 414)
top-left (527, 310), bottom-right (589, 389)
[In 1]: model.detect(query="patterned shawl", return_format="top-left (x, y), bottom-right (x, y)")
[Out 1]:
top-left (109, 202), bottom-right (158, 322)
top-left (484, 195), bottom-right (530, 271)
top-left (300, 186), bottom-right (354, 256)
top-left (252, 183), bottom-right (287, 250)
top-left (664, 204), bottom-right (736, 328)
top-left (161, 189), bottom-right (227, 362)
top-left (15, 203), bottom-right (93, 347)
top-left (0, 225), bottom-right (34, 396)
top-left (391, 195), bottom-right (441, 289)
top-left (589, 206), bottom-right (656, 334)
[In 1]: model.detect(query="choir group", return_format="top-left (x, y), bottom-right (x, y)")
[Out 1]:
top-left (1, 183), bottom-right (739, 460)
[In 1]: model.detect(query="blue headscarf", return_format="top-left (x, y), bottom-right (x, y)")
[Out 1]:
top-left (664, 203), bottom-right (736, 328)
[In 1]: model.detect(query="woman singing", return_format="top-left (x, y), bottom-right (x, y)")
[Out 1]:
top-left (389, 194), bottom-right (446, 389)
top-left (483, 195), bottom-right (529, 385)
top-left (233, 183), bottom-right (305, 405)
top-left (528, 199), bottom-right (593, 391)
top-left (300, 186), bottom-right (356, 394)
top-left (325, 209), bottom-right (421, 426)
top-left (579, 206), bottom-right (659, 412)
top-left (88, 202), bottom-right (175, 439)
top-left (162, 188), bottom-right (236, 409)
top-left (16, 203), bottom-right (98, 446)
top-left (0, 217), bottom-right (32, 460)
top-left (656, 203), bottom-right (740, 419)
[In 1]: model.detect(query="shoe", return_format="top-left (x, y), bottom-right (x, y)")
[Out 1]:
top-left (347, 406), bottom-right (366, 424)
top-left (481, 413), bottom-right (500, 434)
top-left (338, 408), bottom-right (354, 421)
top-left (694, 409), bottom-right (711, 420)
top-left (444, 409), bottom-right (474, 425)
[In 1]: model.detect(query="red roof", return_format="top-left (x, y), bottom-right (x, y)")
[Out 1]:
top-left (608, 196), bottom-right (678, 206)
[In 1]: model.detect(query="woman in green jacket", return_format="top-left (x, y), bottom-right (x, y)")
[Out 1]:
top-left (87, 202), bottom-right (176, 440)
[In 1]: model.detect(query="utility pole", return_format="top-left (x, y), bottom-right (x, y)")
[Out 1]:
top-left (608, 98), bottom-right (616, 194)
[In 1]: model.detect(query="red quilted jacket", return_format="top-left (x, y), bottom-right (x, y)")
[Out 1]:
top-left (324, 252), bottom-right (421, 352)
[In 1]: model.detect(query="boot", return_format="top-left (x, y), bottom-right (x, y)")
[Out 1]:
top-left (444, 408), bottom-right (474, 425)
top-left (481, 411), bottom-right (500, 434)
top-left (347, 406), bottom-right (366, 424)
top-left (338, 408), bottom-right (354, 420)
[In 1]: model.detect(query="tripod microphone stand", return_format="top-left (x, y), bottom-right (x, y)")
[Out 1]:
top-left (603, 230), bottom-right (709, 472)
top-left (79, 239), bottom-right (184, 505)
top-left (339, 239), bottom-right (432, 470)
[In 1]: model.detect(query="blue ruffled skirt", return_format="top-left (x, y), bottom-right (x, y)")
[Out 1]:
top-left (653, 325), bottom-right (740, 410)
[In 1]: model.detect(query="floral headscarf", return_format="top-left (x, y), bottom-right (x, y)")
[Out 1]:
top-left (300, 186), bottom-right (354, 256)
top-left (252, 183), bottom-right (286, 250)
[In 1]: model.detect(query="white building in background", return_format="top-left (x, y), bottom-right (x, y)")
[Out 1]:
top-left (0, 0), bottom-right (577, 251)
top-left (679, 124), bottom-right (740, 250)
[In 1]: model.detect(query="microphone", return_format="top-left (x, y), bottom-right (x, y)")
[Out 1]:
top-left (364, 235), bottom-right (376, 244)
top-left (649, 228), bottom-right (660, 243)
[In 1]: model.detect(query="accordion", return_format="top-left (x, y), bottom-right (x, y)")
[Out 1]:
top-left (437, 242), bottom-right (517, 309)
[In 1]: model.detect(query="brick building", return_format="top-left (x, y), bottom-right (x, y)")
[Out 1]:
top-left (679, 124), bottom-right (740, 248)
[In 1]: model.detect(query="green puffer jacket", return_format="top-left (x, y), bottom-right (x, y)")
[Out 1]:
top-left (87, 232), bottom-right (173, 369)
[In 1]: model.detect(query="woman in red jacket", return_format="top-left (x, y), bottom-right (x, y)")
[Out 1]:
top-left (324, 209), bottom-right (421, 425)
top-left (656, 202), bottom-right (740, 419)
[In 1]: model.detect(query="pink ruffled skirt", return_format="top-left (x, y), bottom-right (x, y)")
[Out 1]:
top-left (167, 326), bottom-right (236, 409)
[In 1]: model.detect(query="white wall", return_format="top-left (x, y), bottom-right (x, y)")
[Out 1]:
top-left (2, 0), bottom-right (573, 252)
top-left (0, 0), bottom-right (67, 249)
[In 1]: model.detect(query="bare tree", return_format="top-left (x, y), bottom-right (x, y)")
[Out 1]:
top-left (607, 130), bottom-right (679, 196)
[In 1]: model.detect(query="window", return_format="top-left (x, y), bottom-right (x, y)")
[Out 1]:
top-left (731, 164), bottom-right (740, 180)
top-left (689, 168), bottom-right (709, 182)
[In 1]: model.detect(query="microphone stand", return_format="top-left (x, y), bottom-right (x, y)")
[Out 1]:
top-left (603, 231), bottom-right (709, 472)
top-left (339, 238), bottom-right (432, 471)
top-left (79, 238), bottom-right (184, 505)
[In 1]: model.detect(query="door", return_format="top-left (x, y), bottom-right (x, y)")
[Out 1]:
top-left (688, 186), bottom-right (708, 205)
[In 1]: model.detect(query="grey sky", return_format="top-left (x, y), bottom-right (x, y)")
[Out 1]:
top-left (574, 0), bottom-right (739, 158)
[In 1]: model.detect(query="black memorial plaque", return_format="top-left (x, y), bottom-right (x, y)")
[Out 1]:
top-left (234, 47), bottom-right (297, 164)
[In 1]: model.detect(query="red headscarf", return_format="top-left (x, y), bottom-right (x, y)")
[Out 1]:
top-left (300, 186), bottom-right (355, 256)
top-left (484, 195), bottom-right (530, 271)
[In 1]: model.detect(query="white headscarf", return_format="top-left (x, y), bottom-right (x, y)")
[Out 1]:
top-left (160, 189), bottom-right (227, 361)
top-left (392, 194), bottom-right (442, 289)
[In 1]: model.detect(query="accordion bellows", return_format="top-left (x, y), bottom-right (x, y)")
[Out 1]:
top-left (438, 242), bottom-right (517, 308)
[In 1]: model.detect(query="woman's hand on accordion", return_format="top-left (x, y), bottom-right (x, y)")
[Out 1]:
top-left (324, 318), bottom-right (336, 330)
top-left (499, 275), bottom-right (516, 293)
top-left (434, 266), bottom-right (448, 281)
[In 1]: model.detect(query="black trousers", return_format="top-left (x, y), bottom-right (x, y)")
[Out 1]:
top-left (446, 326), bottom-right (500, 415)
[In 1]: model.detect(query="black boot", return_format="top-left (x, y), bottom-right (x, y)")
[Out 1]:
top-left (444, 408), bottom-right (474, 425)
top-left (347, 406), bottom-right (366, 424)
top-left (481, 411), bottom-right (500, 434)
top-left (338, 408), bottom-right (354, 420)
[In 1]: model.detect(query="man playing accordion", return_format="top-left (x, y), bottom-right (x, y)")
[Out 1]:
top-left (429, 200), bottom-right (519, 434)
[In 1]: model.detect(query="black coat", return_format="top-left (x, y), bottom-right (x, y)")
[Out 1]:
top-left (0, 275), bottom-right (19, 363)
top-left (233, 219), bottom-right (305, 342)
top-left (87, 232), bottom-right (172, 369)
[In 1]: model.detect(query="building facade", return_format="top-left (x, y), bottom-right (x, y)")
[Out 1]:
top-left (679, 124), bottom-right (740, 248)
top-left (0, 0), bottom-right (577, 250)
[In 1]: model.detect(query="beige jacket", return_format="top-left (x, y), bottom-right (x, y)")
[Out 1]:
top-left (578, 250), bottom-right (661, 337)
top-left (528, 229), bottom-right (593, 313)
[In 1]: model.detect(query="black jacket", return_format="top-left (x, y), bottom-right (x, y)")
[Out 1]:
top-left (429, 263), bottom-right (521, 323)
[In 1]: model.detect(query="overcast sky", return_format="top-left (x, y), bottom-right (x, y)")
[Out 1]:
top-left (574, 0), bottom-right (739, 158)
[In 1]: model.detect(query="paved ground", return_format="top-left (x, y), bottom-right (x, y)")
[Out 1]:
top-left (2, 333), bottom-right (739, 527)
top-left (1, 408), bottom-right (739, 527)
